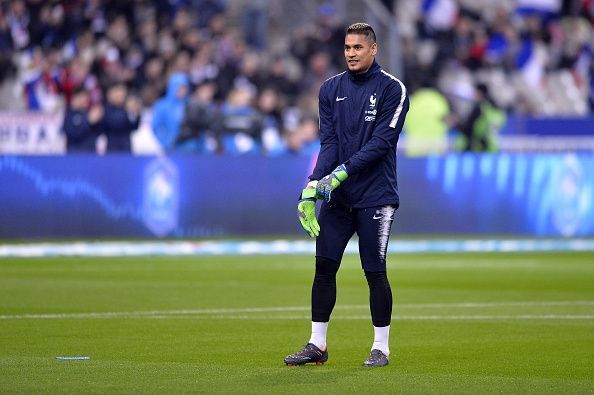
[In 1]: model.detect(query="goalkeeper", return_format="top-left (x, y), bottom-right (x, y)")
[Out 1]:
top-left (286, 23), bottom-right (409, 368)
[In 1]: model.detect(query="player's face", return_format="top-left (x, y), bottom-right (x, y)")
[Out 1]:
top-left (344, 34), bottom-right (377, 73)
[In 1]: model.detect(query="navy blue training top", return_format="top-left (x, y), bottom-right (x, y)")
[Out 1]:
top-left (310, 60), bottom-right (409, 209)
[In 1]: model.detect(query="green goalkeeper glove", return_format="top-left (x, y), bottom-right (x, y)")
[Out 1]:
top-left (316, 164), bottom-right (348, 202)
top-left (297, 187), bottom-right (320, 238)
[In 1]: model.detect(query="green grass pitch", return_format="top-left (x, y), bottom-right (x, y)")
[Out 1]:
top-left (1, 252), bottom-right (593, 393)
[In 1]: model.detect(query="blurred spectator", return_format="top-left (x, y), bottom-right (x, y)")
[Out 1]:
top-left (422, 0), bottom-right (459, 35)
top-left (213, 84), bottom-right (262, 155)
top-left (420, 0), bottom-right (459, 71)
top-left (101, 83), bottom-right (140, 153)
top-left (455, 83), bottom-right (506, 152)
top-left (0, 53), bottom-right (24, 111)
top-left (0, 7), bottom-right (12, 51)
top-left (58, 54), bottom-right (100, 108)
top-left (302, 51), bottom-right (338, 93)
top-left (188, 44), bottom-right (219, 86)
top-left (61, 86), bottom-right (101, 152)
top-left (151, 72), bottom-right (191, 152)
top-left (234, 53), bottom-right (265, 93)
top-left (257, 87), bottom-right (285, 155)
top-left (190, 0), bottom-right (226, 29)
top-left (138, 56), bottom-right (166, 107)
top-left (241, 0), bottom-right (268, 50)
top-left (33, 1), bottom-right (69, 50)
top-left (284, 115), bottom-right (320, 156)
top-left (404, 87), bottom-right (450, 156)
top-left (214, 30), bottom-right (251, 101)
top-left (168, 50), bottom-right (192, 76)
top-left (21, 46), bottom-right (63, 113)
top-left (290, 2), bottom-right (345, 70)
top-left (177, 81), bottom-right (218, 153)
top-left (401, 37), bottom-right (439, 92)
top-left (6, 0), bottom-right (30, 50)
top-left (266, 55), bottom-right (300, 104)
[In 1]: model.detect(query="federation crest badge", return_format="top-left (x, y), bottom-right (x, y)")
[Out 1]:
top-left (142, 157), bottom-right (179, 237)
top-left (369, 93), bottom-right (377, 108)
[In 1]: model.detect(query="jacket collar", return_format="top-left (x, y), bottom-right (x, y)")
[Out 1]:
top-left (348, 59), bottom-right (380, 82)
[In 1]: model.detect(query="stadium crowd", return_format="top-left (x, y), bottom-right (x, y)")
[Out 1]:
top-left (0, 0), bottom-right (592, 154)
top-left (397, 0), bottom-right (594, 115)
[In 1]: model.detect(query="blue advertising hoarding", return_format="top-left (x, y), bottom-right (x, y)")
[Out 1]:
top-left (0, 154), bottom-right (592, 238)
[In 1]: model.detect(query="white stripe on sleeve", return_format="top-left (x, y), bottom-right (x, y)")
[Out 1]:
top-left (380, 70), bottom-right (407, 128)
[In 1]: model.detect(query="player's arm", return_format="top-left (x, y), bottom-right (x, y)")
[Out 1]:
top-left (309, 83), bottom-right (339, 182)
top-left (297, 83), bottom-right (337, 236)
top-left (310, 82), bottom-right (348, 202)
top-left (343, 81), bottom-right (408, 175)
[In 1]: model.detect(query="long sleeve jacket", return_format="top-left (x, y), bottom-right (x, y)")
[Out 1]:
top-left (310, 60), bottom-right (409, 209)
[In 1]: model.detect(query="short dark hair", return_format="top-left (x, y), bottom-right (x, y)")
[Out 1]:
top-left (346, 23), bottom-right (376, 44)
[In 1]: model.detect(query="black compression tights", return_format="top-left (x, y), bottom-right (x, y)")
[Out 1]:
top-left (311, 257), bottom-right (340, 322)
top-left (364, 270), bottom-right (393, 327)
top-left (311, 258), bottom-right (393, 327)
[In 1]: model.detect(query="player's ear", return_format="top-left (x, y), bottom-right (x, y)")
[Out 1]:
top-left (371, 42), bottom-right (377, 56)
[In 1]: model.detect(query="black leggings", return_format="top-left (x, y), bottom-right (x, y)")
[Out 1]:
top-left (311, 256), bottom-right (392, 327)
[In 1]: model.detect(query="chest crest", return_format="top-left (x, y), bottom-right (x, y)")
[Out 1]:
top-left (365, 93), bottom-right (377, 122)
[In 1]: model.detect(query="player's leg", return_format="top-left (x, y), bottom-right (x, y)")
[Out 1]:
top-left (363, 270), bottom-right (392, 367)
top-left (284, 202), bottom-right (354, 366)
top-left (356, 205), bottom-right (396, 367)
top-left (309, 256), bottom-right (340, 350)
top-left (312, 202), bottom-right (354, 333)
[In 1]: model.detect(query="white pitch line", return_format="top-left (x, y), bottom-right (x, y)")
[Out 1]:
top-left (3, 313), bottom-right (594, 321)
top-left (340, 315), bottom-right (594, 321)
top-left (106, 314), bottom-right (594, 321)
top-left (1, 301), bottom-right (593, 320)
top-left (0, 306), bottom-right (317, 320)
top-left (396, 300), bottom-right (594, 309)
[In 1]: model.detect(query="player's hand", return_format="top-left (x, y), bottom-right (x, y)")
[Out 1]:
top-left (316, 164), bottom-right (348, 202)
top-left (297, 187), bottom-right (320, 238)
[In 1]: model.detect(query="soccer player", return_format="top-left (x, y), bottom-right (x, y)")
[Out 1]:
top-left (284, 23), bottom-right (409, 367)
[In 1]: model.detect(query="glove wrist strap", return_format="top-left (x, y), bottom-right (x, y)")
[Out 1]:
top-left (300, 187), bottom-right (317, 201)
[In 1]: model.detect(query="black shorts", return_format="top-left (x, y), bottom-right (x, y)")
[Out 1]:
top-left (315, 202), bottom-right (397, 272)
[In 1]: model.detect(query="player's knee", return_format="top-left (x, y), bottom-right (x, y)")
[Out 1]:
top-left (364, 270), bottom-right (390, 289)
top-left (315, 256), bottom-right (340, 276)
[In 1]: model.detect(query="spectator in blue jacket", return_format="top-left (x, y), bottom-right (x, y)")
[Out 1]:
top-left (151, 72), bottom-right (194, 152)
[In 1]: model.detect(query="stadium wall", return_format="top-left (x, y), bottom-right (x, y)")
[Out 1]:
top-left (0, 153), bottom-right (593, 239)
top-left (3, 113), bottom-right (594, 156)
